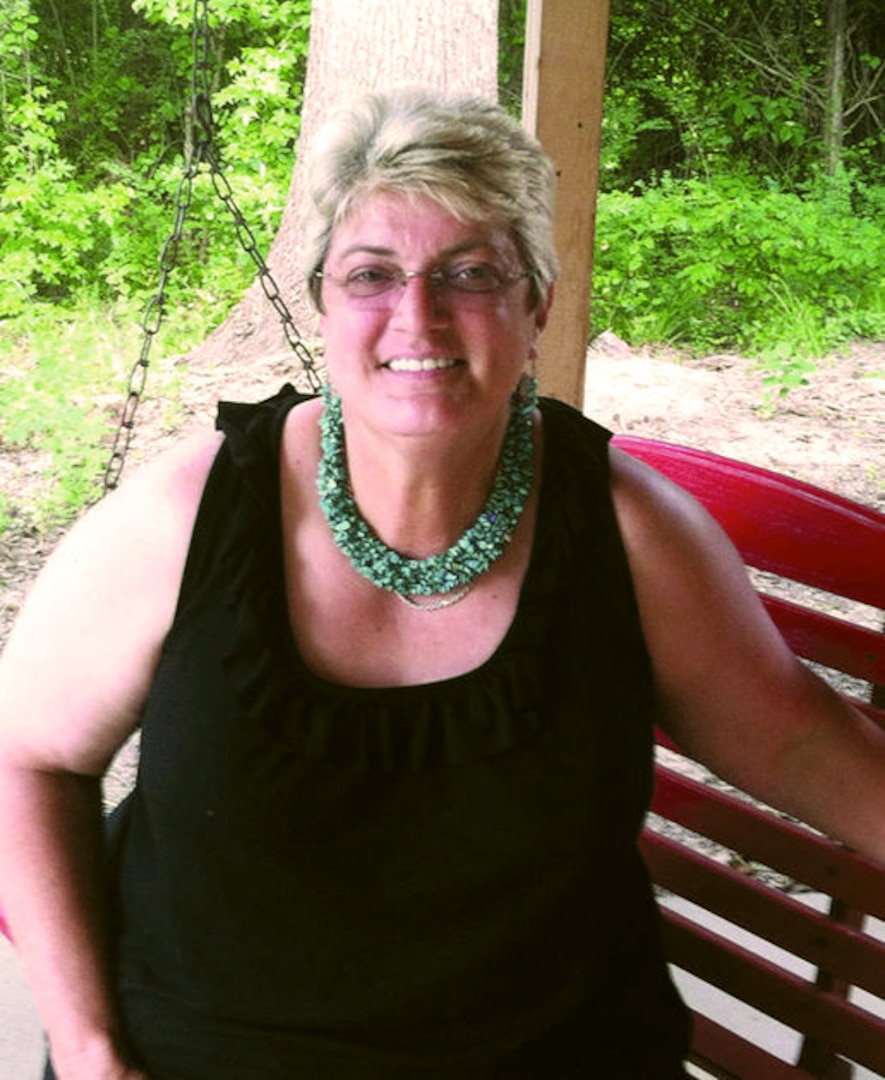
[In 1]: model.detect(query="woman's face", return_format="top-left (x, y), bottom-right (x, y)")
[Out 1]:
top-left (318, 191), bottom-right (551, 441)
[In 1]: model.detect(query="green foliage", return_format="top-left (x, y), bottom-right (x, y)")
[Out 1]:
top-left (0, 2), bottom-right (38, 117)
top-left (498, 0), bottom-right (527, 114)
top-left (134, 0), bottom-right (310, 170)
top-left (0, 0), bottom-right (309, 318)
top-left (591, 172), bottom-right (885, 393)
top-left (0, 298), bottom-right (224, 531)
top-left (602, 0), bottom-right (883, 190)
top-left (0, 0), bottom-right (310, 532)
top-left (0, 305), bottom-right (129, 527)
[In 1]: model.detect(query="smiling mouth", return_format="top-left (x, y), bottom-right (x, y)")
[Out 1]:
top-left (384, 357), bottom-right (463, 372)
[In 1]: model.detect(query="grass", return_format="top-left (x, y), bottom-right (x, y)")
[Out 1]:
top-left (0, 296), bottom-right (221, 534)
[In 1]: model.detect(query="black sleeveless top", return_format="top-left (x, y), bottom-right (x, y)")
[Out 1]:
top-left (111, 388), bottom-right (691, 1078)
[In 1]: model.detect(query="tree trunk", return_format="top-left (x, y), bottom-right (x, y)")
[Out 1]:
top-left (186, 0), bottom-right (498, 383)
top-left (823, 0), bottom-right (847, 176)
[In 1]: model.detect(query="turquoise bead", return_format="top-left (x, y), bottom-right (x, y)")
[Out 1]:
top-left (316, 377), bottom-right (537, 597)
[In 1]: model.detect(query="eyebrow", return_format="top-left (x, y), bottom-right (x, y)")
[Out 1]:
top-left (334, 238), bottom-right (504, 262)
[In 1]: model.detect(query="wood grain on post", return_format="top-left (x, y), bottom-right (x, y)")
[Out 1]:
top-left (522, 0), bottom-right (610, 408)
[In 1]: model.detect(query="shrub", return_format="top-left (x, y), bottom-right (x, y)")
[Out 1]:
top-left (591, 172), bottom-right (885, 391)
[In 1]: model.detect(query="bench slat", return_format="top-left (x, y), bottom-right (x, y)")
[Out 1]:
top-left (689, 1013), bottom-right (818, 1080)
top-left (652, 764), bottom-right (885, 919)
top-left (763, 594), bottom-right (885, 685)
top-left (660, 908), bottom-right (885, 1075)
top-left (641, 829), bottom-right (885, 999)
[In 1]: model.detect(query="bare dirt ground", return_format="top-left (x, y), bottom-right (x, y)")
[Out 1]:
top-left (584, 333), bottom-right (884, 510)
top-left (2, 336), bottom-right (883, 654)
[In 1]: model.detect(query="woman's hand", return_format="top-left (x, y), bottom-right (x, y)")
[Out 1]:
top-left (52, 1063), bottom-right (152, 1080)
top-left (53, 1063), bottom-right (152, 1080)
top-left (48, 1045), bottom-right (152, 1080)
top-left (47, 1030), bottom-right (153, 1080)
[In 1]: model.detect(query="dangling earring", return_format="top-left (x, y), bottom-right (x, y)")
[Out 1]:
top-left (511, 372), bottom-right (539, 419)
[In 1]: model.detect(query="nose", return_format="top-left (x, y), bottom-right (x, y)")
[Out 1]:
top-left (389, 271), bottom-right (450, 329)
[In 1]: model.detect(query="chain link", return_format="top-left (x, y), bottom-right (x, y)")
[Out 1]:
top-left (203, 145), bottom-right (322, 392)
top-left (103, 0), bottom-right (319, 493)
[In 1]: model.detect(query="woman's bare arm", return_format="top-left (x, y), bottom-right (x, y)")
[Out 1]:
top-left (0, 431), bottom-right (221, 1079)
top-left (611, 448), bottom-right (885, 865)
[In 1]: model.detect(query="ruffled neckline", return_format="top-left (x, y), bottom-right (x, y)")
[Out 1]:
top-left (215, 386), bottom-right (606, 771)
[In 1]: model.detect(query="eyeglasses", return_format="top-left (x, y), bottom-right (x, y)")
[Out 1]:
top-left (314, 263), bottom-right (537, 309)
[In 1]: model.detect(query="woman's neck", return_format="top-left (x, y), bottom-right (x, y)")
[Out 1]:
top-left (343, 416), bottom-right (510, 559)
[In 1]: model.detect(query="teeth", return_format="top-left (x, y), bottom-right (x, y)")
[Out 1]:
top-left (386, 357), bottom-right (459, 372)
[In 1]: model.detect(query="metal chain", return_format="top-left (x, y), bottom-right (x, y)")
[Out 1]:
top-left (202, 140), bottom-right (322, 392)
top-left (103, 0), bottom-right (319, 493)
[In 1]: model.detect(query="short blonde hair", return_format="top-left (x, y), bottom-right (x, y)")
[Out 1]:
top-left (302, 87), bottom-right (559, 310)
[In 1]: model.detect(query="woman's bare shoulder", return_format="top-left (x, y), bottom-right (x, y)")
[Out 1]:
top-left (0, 429), bottom-right (224, 775)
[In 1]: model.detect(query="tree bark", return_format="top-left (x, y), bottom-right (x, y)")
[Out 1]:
top-left (823, 0), bottom-right (847, 176)
top-left (186, 0), bottom-right (498, 383)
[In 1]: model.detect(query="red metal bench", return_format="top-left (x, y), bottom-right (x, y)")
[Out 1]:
top-left (3, 440), bottom-right (884, 1078)
top-left (613, 435), bottom-right (885, 1079)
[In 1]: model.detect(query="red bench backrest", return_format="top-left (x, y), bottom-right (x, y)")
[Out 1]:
top-left (613, 434), bottom-right (885, 1079)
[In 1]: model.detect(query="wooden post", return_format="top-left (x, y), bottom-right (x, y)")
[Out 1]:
top-left (522, 0), bottom-right (610, 408)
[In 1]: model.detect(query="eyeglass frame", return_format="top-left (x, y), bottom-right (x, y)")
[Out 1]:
top-left (312, 264), bottom-right (539, 310)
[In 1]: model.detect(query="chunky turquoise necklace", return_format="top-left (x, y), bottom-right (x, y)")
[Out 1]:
top-left (317, 376), bottom-right (537, 603)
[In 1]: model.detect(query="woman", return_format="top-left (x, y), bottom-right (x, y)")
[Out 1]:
top-left (1, 88), bottom-right (883, 1079)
